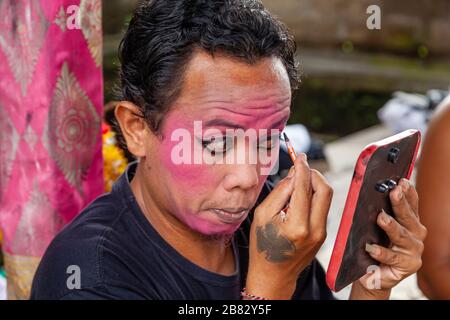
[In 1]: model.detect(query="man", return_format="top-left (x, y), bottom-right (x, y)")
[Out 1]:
top-left (31, 0), bottom-right (426, 300)
top-left (417, 95), bottom-right (450, 299)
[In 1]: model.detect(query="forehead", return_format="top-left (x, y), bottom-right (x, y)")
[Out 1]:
top-left (168, 50), bottom-right (292, 128)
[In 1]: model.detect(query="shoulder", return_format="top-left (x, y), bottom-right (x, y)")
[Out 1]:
top-left (428, 95), bottom-right (450, 142)
top-left (419, 95), bottom-right (450, 172)
top-left (30, 192), bottom-right (129, 299)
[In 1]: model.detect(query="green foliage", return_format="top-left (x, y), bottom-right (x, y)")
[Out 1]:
top-left (289, 82), bottom-right (391, 138)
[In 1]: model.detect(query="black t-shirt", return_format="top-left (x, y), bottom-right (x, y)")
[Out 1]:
top-left (30, 163), bottom-right (334, 300)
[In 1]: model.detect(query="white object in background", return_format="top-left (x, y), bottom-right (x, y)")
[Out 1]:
top-left (378, 91), bottom-right (430, 135)
top-left (324, 125), bottom-right (393, 173)
top-left (280, 124), bottom-right (311, 154)
top-left (0, 275), bottom-right (6, 300)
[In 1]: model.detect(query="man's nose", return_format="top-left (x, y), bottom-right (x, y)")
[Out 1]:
top-left (222, 163), bottom-right (260, 191)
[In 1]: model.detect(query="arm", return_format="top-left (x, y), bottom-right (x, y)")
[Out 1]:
top-left (245, 154), bottom-right (333, 299)
top-left (245, 154), bottom-right (424, 300)
top-left (416, 101), bottom-right (450, 299)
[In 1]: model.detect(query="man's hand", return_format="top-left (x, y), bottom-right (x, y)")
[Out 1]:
top-left (351, 179), bottom-right (427, 299)
top-left (245, 154), bottom-right (333, 299)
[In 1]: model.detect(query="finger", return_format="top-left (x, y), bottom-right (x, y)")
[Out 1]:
top-left (309, 169), bottom-right (333, 233)
top-left (284, 154), bottom-right (313, 235)
top-left (396, 180), bottom-right (427, 241)
top-left (390, 185), bottom-right (424, 237)
top-left (377, 210), bottom-right (422, 251)
top-left (257, 169), bottom-right (295, 218)
top-left (288, 153), bottom-right (312, 225)
top-left (399, 179), bottom-right (419, 217)
top-left (365, 244), bottom-right (409, 268)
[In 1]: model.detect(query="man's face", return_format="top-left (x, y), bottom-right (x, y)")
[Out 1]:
top-left (142, 51), bottom-right (291, 237)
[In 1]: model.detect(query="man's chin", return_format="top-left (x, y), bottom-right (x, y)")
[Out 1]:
top-left (192, 221), bottom-right (241, 243)
top-left (183, 209), bottom-right (249, 241)
top-left (204, 232), bottom-right (234, 243)
top-left (195, 223), bottom-right (239, 242)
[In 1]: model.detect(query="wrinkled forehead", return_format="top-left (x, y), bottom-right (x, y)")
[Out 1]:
top-left (163, 51), bottom-right (292, 131)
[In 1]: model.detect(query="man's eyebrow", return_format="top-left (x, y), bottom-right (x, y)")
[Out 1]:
top-left (203, 119), bottom-right (244, 129)
top-left (204, 114), bottom-right (290, 130)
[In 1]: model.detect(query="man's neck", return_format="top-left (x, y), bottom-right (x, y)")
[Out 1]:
top-left (129, 162), bottom-right (236, 276)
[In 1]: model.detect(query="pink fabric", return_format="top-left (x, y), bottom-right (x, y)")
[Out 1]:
top-left (0, 0), bottom-right (103, 258)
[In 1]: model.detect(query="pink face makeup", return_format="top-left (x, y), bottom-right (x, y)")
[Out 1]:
top-left (155, 108), bottom-right (288, 235)
top-left (144, 52), bottom-right (292, 236)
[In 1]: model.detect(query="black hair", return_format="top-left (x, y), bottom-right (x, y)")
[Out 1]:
top-left (116, 0), bottom-right (299, 145)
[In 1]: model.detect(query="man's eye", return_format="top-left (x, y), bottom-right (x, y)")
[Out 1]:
top-left (202, 136), bottom-right (232, 155)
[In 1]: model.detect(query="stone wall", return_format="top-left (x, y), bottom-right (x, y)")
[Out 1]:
top-left (263, 0), bottom-right (450, 56)
top-left (103, 0), bottom-right (450, 56)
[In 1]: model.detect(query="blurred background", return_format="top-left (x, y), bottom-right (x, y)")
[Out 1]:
top-left (103, 0), bottom-right (450, 141)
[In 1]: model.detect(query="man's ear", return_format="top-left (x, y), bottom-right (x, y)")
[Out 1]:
top-left (114, 101), bottom-right (151, 158)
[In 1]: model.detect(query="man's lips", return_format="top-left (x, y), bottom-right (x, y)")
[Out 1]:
top-left (209, 207), bottom-right (249, 224)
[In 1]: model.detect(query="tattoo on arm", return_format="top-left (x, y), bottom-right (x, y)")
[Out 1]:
top-left (256, 222), bottom-right (296, 262)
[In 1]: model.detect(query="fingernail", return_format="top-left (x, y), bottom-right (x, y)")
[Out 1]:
top-left (287, 166), bottom-right (295, 178)
top-left (300, 153), bottom-right (307, 161)
top-left (365, 243), bottom-right (380, 255)
top-left (380, 210), bottom-right (392, 225)
top-left (402, 179), bottom-right (410, 192)
top-left (397, 189), bottom-right (403, 201)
